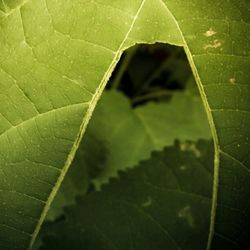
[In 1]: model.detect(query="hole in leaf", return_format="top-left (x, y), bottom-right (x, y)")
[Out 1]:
top-left (38, 43), bottom-right (214, 250)
top-left (107, 43), bottom-right (194, 106)
top-left (44, 42), bottom-right (213, 218)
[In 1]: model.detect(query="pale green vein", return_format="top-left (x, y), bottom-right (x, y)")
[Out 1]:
top-left (220, 150), bottom-right (250, 173)
top-left (28, 1), bottom-right (148, 248)
top-left (158, 1), bottom-right (221, 249)
top-left (0, 103), bottom-right (89, 139)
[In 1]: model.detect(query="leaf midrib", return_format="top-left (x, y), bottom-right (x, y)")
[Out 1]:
top-left (28, 0), bottom-right (148, 248)
top-left (158, 1), bottom-right (221, 249)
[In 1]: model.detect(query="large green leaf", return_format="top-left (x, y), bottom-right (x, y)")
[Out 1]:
top-left (39, 140), bottom-right (214, 250)
top-left (0, 0), bottom-right (249, 249)
top-left (47, 88), bottom-right (210, 220)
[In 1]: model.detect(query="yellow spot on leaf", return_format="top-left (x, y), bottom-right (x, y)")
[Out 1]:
top-left (203, 28), bottom-right (217, 37)
top-left (229, 78), bottom-right (236, 84)
top-left (180, 142), bottom-right (201, 158)
top-left (203, 39), bottom-right (222, 50)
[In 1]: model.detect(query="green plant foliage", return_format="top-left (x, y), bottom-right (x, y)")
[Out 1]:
top-left (85, 89), bottom-right (211, 187)
top-left (0, 1), bottom-right (249, 249)
top-left (39, 140), bottom-right (214, 250)
top-left (47, 88), bottom-right (210, 220)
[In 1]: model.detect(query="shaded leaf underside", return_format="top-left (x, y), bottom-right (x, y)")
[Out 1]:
top-left (0, 0), bottom-right (249, 249)
top-left (40, 140), bottom-right (214, 250)
top-left (85, 89), bottom-right (211, 188)
top-left (47, 89), bottom-right (211, 220)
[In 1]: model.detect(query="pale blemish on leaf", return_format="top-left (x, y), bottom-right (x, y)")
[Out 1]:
top-left (203, 28), bottom-right (217, 37)
top-left (178, 205), bottom-right (195, 228)
top-left (229, 78), bottom-right (236, 84)
top-left (180, 165), bottom-right (187, 171)
top-left (180, 142), bottom-right (201, 158)
top-left (203, 39), bottom-right (222, 50)
top-left (141, 196), bottom-right (152, 208)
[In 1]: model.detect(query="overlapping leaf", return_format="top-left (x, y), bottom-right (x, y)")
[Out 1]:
top-left (47, 88), bottom-right (210, 220)
top-left (39, 140), bottom-right (214, 250)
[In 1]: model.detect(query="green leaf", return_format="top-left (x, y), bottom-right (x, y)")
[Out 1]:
top-left (0, 1), bottom-right (249, 249)
top-left (47, 87), bottom-right (210, 219)
top-left (47, 87), bottom-right (210, 220)
top-left (135, 91), bottom-right (211, 148)
top-left (84, 89), bottom-right (211, 188)
top-left (39, 140), bottom-right (214, 250)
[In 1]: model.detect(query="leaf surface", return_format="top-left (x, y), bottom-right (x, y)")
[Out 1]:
top-left (47, 88), bottom-right (210, 220)
top-left (79, 89), bottom-right (211, 188)
top-left (40, 140), bottom-right (214, 250)
top-left (0, 0), bottom-right (249, 249)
